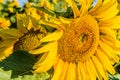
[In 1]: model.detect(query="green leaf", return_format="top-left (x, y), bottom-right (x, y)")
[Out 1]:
top-left (54, 1), bottom-right (66, 13)
top-left (108, 73), bottom-right (120, 80)
top-left (113, 74), bottom-right (120, 80)
top-left (0, 68), bottom-right (51, 80)
top-left (114, 62), bottom-right (120, 73)
top-left (0, 68), bottom-right (11, 80)
top-left (10, 16), bottom-right (16, 23)
top-left (11, 72), bottom-right (50, 80)
top-left (0, 50), bottom-right (37, 78)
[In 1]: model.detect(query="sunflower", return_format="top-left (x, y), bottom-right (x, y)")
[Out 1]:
top-left (0, 0), bottom-right (3, 3)
top-left (24, 2), bottom-right (41, 20)
top-left (0, 14), bottom-right (47, 61)
top-left (31, 0), bottom-right (120, 80)
top-left (0, 18), bottom-right (11, 29)
top-left (39, 0), bottom-right (55, 11)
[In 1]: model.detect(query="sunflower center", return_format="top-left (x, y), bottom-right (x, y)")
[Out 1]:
top-left (58, 15), bottom-right (99, 63)
top-left (14, 30), bottom-right (46, 51)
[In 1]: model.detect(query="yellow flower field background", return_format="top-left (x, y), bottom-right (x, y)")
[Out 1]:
top-left (0, 0), bottom-right (120, 80)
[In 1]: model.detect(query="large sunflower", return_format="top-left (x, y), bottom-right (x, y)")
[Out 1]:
top-left (31, 0), bottom-right (120, 80)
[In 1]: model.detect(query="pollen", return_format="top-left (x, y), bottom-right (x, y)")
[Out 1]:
top-left (58, 15), bottom-right (99, 63)
top-left (14, 29), bottom-right (46, 51)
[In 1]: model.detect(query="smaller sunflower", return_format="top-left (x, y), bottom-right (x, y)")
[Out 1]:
top-left (0, 14), bottom-right (47, 61)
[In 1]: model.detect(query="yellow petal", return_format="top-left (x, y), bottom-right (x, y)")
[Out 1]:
top-left (59, 16), bottom-right (73, 24)
top-left (80, 0), bottom-right (93, 12)
top-left (66, 0), bottom-right (80, 18)
top-left (33, 58), bottom-right (55, 73)
top-left (35, 52), bottom-right (48, 64)
top-left (53, 56), bottom-right (59, 69)
top-left (60, 62), bottom-right (69, 80)
top-left (40, 31), bottom-right (63, 42)
top-left (100, 27), bottom-right (116, 38)
top-left (96, 48), bottom-right (115, 74)
top-left (92, 55), bottom-right (108, 80)
top-left (50, 17), bottom-right (69, 30)
top-left (92, 0), bottom-right (116, 15)
top-left (89, 58), bottom-right (102, 80)
top-left (103, 0), bottom-right (110, 5)
top-left (99, 40), bottom-right (113, 57)
top-left (52, 59), bottom-right (69, 80)
top-left (16, 13), bottom-right (28, 33)
top-left (0, 39), bottom-right (17, 48)
top-left (33, 41), bottom-right (57, 68)
top-left (30, 41), bottom-right (56, 54)
top-left (33, 42), bottom-right (57, 72)
top-left (114, 40), bottom-right (120, 48)
top-left (94, 0), bottom-right (118, 20)
top-left (78, 62), bottom-right (87, 80)
top-left (110, 24), bottom-right (120, 30)
top-left (99, 40), bottom-right (119, 63)
top-left (100, 35), bottom-right (120, 49)
top-left (77, 64), bottom-right (82, 80)
top-left (113, 49), bottom-right (120, 57)
top-left (4, 46), bottom-right (13, 56)
top-left (66, 62), bottom-right (76, 80)
top-left (40, 20), bottom-right (61, 30)
top-left (51, 59), bottom-right (63, 80)
top-left (86, 0), bottom-right (94, 9)
top-left (0, 29), bottom-right (22, 39)
top-left (86, 59), bottom-right (97, 80)
top-left (50, 17), bottom-right (62, 25)
top-left (33, 51), bottom-right (57, 73)
top-left (100, 35), bottom-right (115, 47)
top-left (79, 0), bottom-right (88, 16)
top-left (99, 16), bottom-right (120, 27)
top-left (0, 46), bottom-right (13, 61)
top-left (89, 0), bottom-right (102, 13)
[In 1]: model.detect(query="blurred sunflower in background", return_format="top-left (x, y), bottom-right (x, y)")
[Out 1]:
top-left (30, 0), bottom-right (120, 80)
top-left (0, 0), bottom-right (25, 29)
top-left (25, 2), bottom-right (41, 20)
top-left (0, 17), bottom-right (11, 29)
top-left (0, 0), bottom-right (3, 3)
top-left (7, 0), bottom-right (20, 13)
